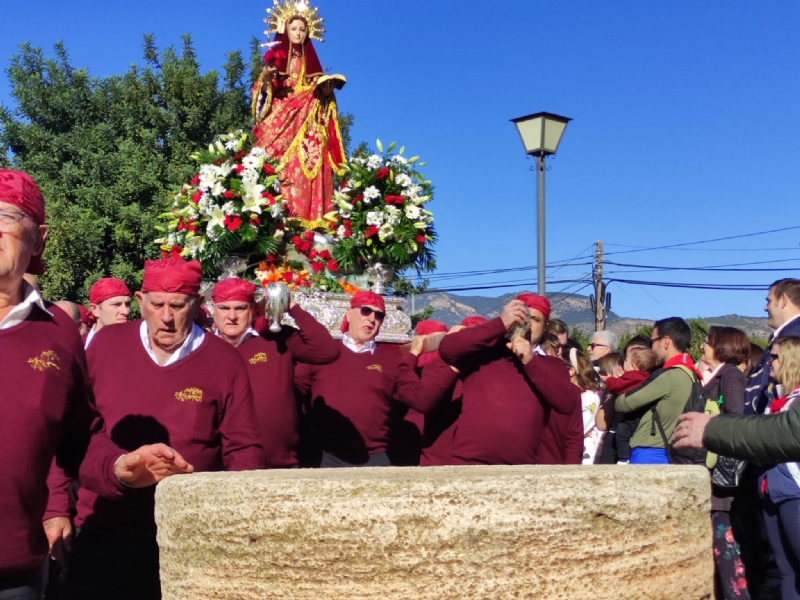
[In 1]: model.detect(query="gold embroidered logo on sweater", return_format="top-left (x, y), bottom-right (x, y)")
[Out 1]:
top-left (366, 364), bottom-right (382, 372)
top-left (249, 352), bottom-right (268, 365)
top-left (175, 388), bottom-right (203, 402)
top-left (28, 350), bottom-right (60, 372)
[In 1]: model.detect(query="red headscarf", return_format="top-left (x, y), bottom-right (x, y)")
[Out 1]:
top-left (263, 18), bottom-right (324, 79)
top-left (89, 278), bottom-right (131, 305)
top-left (212, 278), bottom-right (256, 304)
top-left (415, 320), bottom-right (447, 335)
top-left (516, 293), bottom-right (551, 320)
top-left (461, 316), bottom-right (488, 327)
top-left (0, 169), bottom-right (46, 275)
top-left (141, 258), bottom-right (203, 295)
top-left (78, 304), bottom-right (95, 327)
top-left (340, 291), bottom-right (385, 333)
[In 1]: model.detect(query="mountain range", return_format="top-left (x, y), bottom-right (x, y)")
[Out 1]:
top-left (401, 292), bottom-right (771, 339)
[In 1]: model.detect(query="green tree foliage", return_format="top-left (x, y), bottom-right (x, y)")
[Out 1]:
top-left (410, 305), bottom-right (435, 329)
top-left (0, 37), bottom-right (259, 301)
top-left (617, 325), bottom-right (653, 353)
top-left (569, 327), bottom-right (591, 350)
top-left (687, 318), bottom-right (709, 362)
top-left (1, 37), bottom-right (357, 303)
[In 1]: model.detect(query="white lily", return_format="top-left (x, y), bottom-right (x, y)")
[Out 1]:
top-left (207, 206), bottom-right (226, 232)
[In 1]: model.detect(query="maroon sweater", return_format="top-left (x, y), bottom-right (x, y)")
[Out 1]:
top-left (295, 343), bottom-right (455, 464)
top-left (75, 321), bottom-right (264, 537)
top-left (0, 304), bottom-right (125, 578)
top-left (438, 317), bottom-right (581, 465)
top-left (536, 402), bottom-right (584, 465)
top-left (238, 305), bottom-right (340, 467)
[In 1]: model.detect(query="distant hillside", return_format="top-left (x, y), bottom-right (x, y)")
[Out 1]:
top-left (401, 292), bottom-right (770, 338)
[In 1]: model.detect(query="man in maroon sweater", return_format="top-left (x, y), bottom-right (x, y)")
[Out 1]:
top-left (84, 277), bottom-right (132, 348)
top-left (438, 294), bottom-right (581, 465)
top-left (0, 170), bottom-right (193, 600)
top-left (211, 277), bottom-right (340, 467)
top-left (64, 258), bottom-right (264, 600)
top-left (295, 291), bottom-right (456, 467)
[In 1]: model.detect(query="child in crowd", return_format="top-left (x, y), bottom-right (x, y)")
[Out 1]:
top-left (563, 346), bottom-right (604, 464)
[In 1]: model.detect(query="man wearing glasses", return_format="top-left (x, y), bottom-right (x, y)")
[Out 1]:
top-left (614, 317), bottom-right (701, 464)
top-left (295, 291), bottom-right (457, 467)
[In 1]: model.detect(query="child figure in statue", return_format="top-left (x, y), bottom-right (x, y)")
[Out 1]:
top-left (252, 4), bottom-right (345, 227)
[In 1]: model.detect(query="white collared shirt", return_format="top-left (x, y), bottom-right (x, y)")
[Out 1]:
top-left (0, 281), bottom-right (52, 330)
top-left (139, 321), bottom-right (205, 367)
top-left (342, 334), bottom-right (377, 355)
top-left (772, 312), bottom-right (800, 340)
top-left (84, 326), bottom-right (97, 349)
top-left (215, 326), bottom-right (258, 348)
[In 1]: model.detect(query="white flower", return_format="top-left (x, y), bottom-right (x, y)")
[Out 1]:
top-left (210, 181), bottom-right (226, 197)
top-left (241, 169), bottom-right (259, 186)
top-left (337, 225), bottom-right (346, 237)
top-left (366, 154), bottom-right (382, 170)
top-left (378, 223), bottom-right (394, 240)
top-left (215, 163), bottom-right (233, 179)
top-left (404, 205), bottom-right (421, 220)
top-left (224, 140), bottom-right (238, 151)
top-left (222, 201), bottom-right (236, 215)
top-left (270, 204), bottom-right (283, 219)
top-left (366, 211), bottom-right (384, 226)
top-left (391, 155), bottom-right (408, 165)
top-left (385, 205), bottom-right (401, 225)
top-left (248, 147), bottom-right (267, 158)
top-left (395, 173), bottom-right (412, 188)
top-left (363, 186), bottom-right (380, 204)
top-left (273, 229), bottom-right (285, 241)
top-left (185, 235), bottom-right (206, 257)
top-left (207, 206), bottom-right (226, 232)
top-left (242, 154), bottom-right (263, 171)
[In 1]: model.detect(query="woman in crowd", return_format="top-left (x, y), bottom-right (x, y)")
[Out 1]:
top-left (701, 326), bottom-right (752, 600)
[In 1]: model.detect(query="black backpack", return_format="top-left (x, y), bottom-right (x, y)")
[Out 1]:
top-left (650, 366), bottom-right (709, 466)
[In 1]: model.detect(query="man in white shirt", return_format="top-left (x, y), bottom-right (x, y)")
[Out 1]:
top-left (85, 277), bottom-right (132, 347)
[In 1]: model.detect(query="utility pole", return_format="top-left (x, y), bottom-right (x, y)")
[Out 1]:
top-left (592, 239), bottom-right (607, 332)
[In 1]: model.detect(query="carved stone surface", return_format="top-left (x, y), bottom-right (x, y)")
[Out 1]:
top-left (155, 466), bottom-right (712, 600)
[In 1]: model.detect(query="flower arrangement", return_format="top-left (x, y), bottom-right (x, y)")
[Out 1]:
top-left (156, 130), bottom-right (287, 277)
top-left (329, 140), bottom-right (436, 274)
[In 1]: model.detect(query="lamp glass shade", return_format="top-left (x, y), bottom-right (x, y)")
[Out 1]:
top-left (511, 112), bottom-right (571, 156)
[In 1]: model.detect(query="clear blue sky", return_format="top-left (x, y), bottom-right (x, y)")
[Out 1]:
top-left (3, 1), bottom-right (800, 320)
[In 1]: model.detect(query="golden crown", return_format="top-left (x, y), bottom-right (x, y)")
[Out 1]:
top-left (264, 0), bottom-right (326, 43)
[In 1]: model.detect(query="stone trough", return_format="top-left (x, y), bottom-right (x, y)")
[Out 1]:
top-left (155, 465), bottom-right (712, 600)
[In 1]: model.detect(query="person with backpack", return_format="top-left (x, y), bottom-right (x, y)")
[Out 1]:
top-left (614, 317), bottom-right (701, 464)
top-left (702, 326), bottom-right (752, 600)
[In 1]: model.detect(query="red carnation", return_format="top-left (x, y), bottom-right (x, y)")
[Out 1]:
top-left (415, 234), bottom-right (427, 243)
top-left (250, 215), bottom-right (260, 225)
top-left (223, 190), bottom-right (236, 199)
top-left (310, 261), bottom-right (324, 274)
top-left (375, 167), bottom-right (390, 180)
top-left (191, 190), bottom-right (203, 204)
top-left (292, 235), bottom-right (302, 246)
top-left (308, 249), bottom-right (318, 260)
top-left (365, 225), bottom-right (379, 238)
top-left (224, 214), bottom-right (243, 231)
top-left (327, 259), bottom-right (339, 272)
top-left (212, 158), bottom-right (226, 165)
top-left (162, 245), bottom-right (183, 259)
top-left (233, 165), bottom-right (245, 174)
top-left (233, 151), bottom-right (246, 161)
top-left (190, 174), bottom-right (201, 185)
top-left (352, 194), bottom-right (364, 204)
top-left (263, 163), bottom-right (276, 175)
top-left (188, 221), bottom-right (198, 233)
top-left (261, 191), bottom-right (276, 205)
top-left (282, 271), bottom-right (294, 283)
top-left (301, 241), bottom-right (313, 253)
top-left (319, 249), bottom-right (331, 260)
top-left (385, 195), bottom-right (405, 206)
top-left (303, 230), bottom-right (315, 241)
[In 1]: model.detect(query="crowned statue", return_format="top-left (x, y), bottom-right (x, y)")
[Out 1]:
top-left (252, 0), bottom-right (346, 227)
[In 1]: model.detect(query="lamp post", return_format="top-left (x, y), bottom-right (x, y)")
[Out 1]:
top-left (510, 112), bottom-right (572, 295)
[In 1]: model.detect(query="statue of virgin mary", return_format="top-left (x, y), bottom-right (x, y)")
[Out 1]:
top-left (252, 1), bottom-right (346, 227)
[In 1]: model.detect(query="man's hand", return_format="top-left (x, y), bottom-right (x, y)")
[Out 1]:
top-left (500, 300), bottom-right (528, 330)
top-left (114, 443), bottom-right (194, 488)
top-left (672, 412), bottom-right (716, 450)
top-left (409, 334), bottom-right (426, 357)
top-left (261, 65), bottom-right (277, 80)
top-left (506, 336), bottom-right (534, 365)
top-left (43, 516), bottom-right (72, 566)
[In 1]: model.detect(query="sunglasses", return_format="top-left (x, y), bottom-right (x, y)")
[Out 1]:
top-left (587, 343), bottom-right (607, 350)
top-left (650, 335), bottom-right (666, 345)
top-left (358, 306), bottom-right (385, 321)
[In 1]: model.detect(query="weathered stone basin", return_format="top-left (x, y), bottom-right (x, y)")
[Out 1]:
top-left (155, 465), bottom-right (712, 600)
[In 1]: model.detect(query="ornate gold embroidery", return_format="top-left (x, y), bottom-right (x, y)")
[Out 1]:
top-left (249, 352), bottom-right (268, 365)
top-left (28, 350), bottom-right (61, 372)
top-left (175, 388), bottom-right (203, 403)
top-left (366, 364), bottom-right (382, 372)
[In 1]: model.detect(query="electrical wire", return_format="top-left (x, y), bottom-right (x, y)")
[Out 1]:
top-left (606, 278), bottom-right (771, 291)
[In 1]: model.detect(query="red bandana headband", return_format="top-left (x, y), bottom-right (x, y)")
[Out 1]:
top-left (516, 293), bottom-right (551, 320)
top-left (89, 278), bottom-right (131, 305)
top-left (461, 316), bottom-right (487, 327)
top-left (0, 169), bottom-right (46, 275)
top-left (141, 258), bottom-right (203, 295)
top-left (212, 277), bottom-right (256, 304)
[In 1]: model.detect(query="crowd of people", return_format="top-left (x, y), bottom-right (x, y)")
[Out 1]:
top-left (2, 167), bottom-right (800, 600)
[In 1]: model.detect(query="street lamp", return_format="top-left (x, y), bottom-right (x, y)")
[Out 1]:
top-left (510, 112), bottom-right (572, 295)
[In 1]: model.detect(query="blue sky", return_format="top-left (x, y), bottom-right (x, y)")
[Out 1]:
top-left (3, 1), bottom-right (800, 320)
